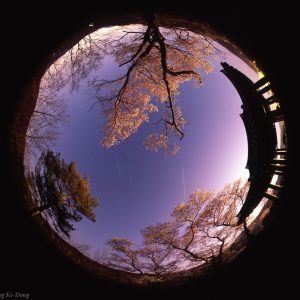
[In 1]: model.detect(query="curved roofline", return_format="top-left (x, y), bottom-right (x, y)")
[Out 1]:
top-left (220, 62), bottom-right (278, 224)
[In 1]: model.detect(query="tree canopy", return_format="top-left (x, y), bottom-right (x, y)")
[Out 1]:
top-left (102, 179), bottom-right (250, 274)
top-left (92, 16), bottom-right (216, 154)
top-left (25, 16), bottom-right (219, 158)
top-left (28, 150), bottom-right (100, 237)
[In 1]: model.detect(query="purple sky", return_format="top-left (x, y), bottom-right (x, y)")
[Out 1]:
top-left (50, 30), bottom-right (260, 253)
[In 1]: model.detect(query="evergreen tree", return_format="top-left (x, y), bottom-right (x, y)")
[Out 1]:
top-left (29, 150), bottom-right (99, 236)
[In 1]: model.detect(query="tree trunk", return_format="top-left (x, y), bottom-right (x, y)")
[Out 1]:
top-left (243, 221), bottom-right (253, 241)
top-left (30, 203), bottom-right (51, 216)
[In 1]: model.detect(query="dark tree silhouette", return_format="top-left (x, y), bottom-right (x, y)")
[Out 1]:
top-left (68, 239), bottom-right (92, 256)
top-left (104, 238), bottom-right (144, 274)
top-left (25, 86), bottom-right (68, 160)
top-left (25, 31), bottom-right (107, 159)
top-left (103, 237), bottom-right (177, 275)
top-left (139, 246), bottom-right (178, 275)
top-left (28, 150), bottom-right (99, 237)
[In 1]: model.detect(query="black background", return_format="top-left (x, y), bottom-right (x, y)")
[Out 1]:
top-left (1, 2), bottom-right (300, 299)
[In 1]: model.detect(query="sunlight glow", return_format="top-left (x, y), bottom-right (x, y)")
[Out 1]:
top-left (252, 60), bottom-right (265, 78)
top-left (257, 70), bottom-right (265, 79)
top-left (239, 168), bottom-right (249, 181)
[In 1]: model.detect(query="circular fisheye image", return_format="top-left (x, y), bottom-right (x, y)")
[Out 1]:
top-left (23, 14), bottom-right (287, 285)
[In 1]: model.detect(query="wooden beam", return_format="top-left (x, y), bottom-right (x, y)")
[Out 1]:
top-left (257, 84), bottom-right (272, 94)
top-left (273, 158), bottom-right (287, 163)
top-left (274, 170), bottom-right (285, 175)
top-left (275, 148), bottom-right (287, 154)
top-left (270, 164), bottom-right (286, 171)
top-left (264, 192), bottom-right (278, 201)
top-left (254, 76), bottom-right (270, 88)
top-left (269, 109), bottom-right (284, 122)
top-left (269, 183), bottom-right (282, 190)
top-left (266, 95), bottom-right (278, 105)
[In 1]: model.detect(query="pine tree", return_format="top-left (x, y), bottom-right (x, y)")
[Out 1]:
top-left (28, 150), bottom-right (99, 237)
